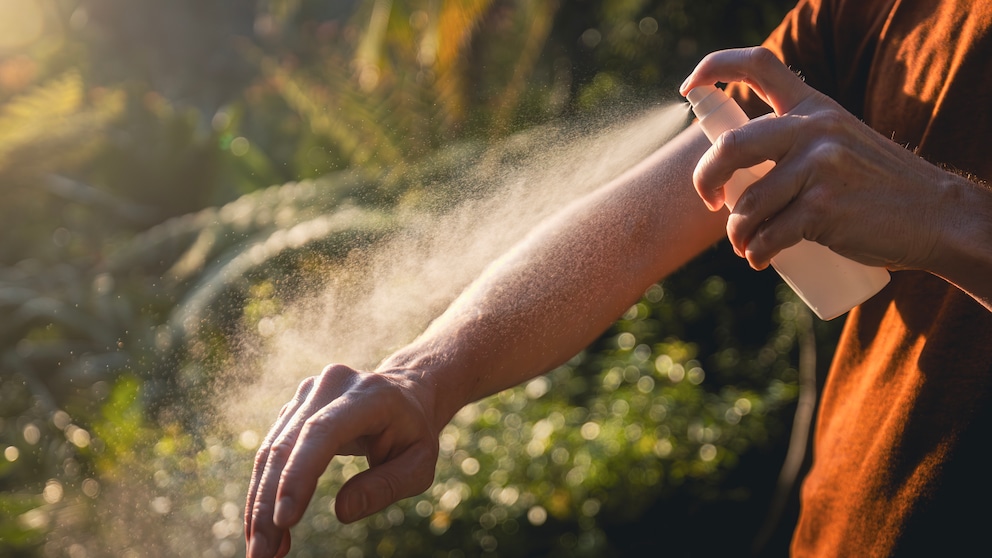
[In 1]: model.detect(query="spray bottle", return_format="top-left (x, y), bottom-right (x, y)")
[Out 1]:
top-left (685, 85), bottom-right (890, 320)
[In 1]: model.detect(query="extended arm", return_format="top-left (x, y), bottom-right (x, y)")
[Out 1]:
top-left (382, 126), bottom-right (726, 425)
top-left (244, 124), bottom-right (725, 558)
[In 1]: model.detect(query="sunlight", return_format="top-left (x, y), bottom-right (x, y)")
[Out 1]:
top-left (0, 0), bottom-right (46, 51)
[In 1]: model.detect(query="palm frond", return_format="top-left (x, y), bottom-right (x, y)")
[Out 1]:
top-left (490, 1), bottom-right (561, 134)
top-left (166, 206), bottom-right (396, 343)
top-left (105, 170), bottom-right (376, 277)
top-left (0, 72), bottom-right (124, 180)
top-left (266, 59), bottom-right (407, 170)
top-left (430, 0), bottom-right (497, 130)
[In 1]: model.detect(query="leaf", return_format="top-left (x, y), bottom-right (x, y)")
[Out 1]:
top-left (0, 72), bottom-right (124, 180)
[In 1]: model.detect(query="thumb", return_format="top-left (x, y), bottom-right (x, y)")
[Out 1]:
top-left (334, 443), bottom-right (437, 523)
top-left (680, 46), bottom-right (812, 115)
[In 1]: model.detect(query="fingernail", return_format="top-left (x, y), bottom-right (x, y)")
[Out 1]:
top-left (274, 497), bottom-right (294, 527)
top-left (248, 532), bottom-right (267, 558)
top-left (679, 76), bottom-right (690, 95)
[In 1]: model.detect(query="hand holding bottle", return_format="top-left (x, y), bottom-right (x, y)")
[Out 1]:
top-left (683, 80), bottom-right (889, 319)
top-left (678, 47), bottom-right (992, 312)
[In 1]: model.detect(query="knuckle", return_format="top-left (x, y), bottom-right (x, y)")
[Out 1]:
top-left (733, 185), bottom-right (758, 213)
top-left (252, 447), bottom-right (271, 470)
top-left (312, 363), bottom-right (360, 396)
top-left (251, 498), bottom-right (276, 522)
top-left (802, 187), bottom-right (832, 226)
top-left (699, 49), bottom-right (722, 68)
top-left (297, 375), bottom-right (316, 395)
top-left (809, 141), bottom-right (845, 170)
top-left (713, 127), bottom-right (742, 158)
top-left (811, 109), bottom-right (846, 136)
top-left (260, 422), bottom-right (286, 448)
top-left (355, 371), bottom-right (404, 401)
top-left (320, 363), bottom-right (351, 378)
top-left (725, 213), bottom-right (748, 243)
top-left (301, 412), bottom-right (333, 439)
top-left (754, 224), bottom-right (775, 245)
top-left (750, 46), bottom-right (781, 70)
top-left (244, 493), bottom-right (257, 528)
top-left (268, 435), bottom-right (297, 463)
top-left (288, 376), bottom-right (317, 406)
top-left (750, 225), bottom-right (780, 260)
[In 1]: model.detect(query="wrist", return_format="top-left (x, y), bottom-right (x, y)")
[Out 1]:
top-left (928, 171), bottom-right (992, 309)
top-left (375, 345), bottom-right (473, 434)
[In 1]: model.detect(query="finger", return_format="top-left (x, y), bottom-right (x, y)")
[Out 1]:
top-left (275, 530), bottom-right (291, 558)
top-left (728, 113), bottom-right (882, 263)
top-left (739, 194), bottom-right (818, 270)
top-left (334, 439), bottom-right (438, 523)
top-left (255, 367), bottom-right (357, 532)
top-left (245, 378), bottom-right (315, 536)
top-left (273, 372), bottom-right (421, 528)
top-left (724, 157), bottom-right (811, 256)
top-left (245, 400), bottom-right (296, 542)
top-left (693, 114), bottom-right (801, 210)
top-left (692, 143), bottom-right (729, 210)
top-left (246, 377), bottom-right (316, 558)
top-left (680, 46), bottom-right (811, 115)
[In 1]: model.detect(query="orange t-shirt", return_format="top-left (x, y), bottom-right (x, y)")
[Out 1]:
top-left (731, 0), bottom-right (992, 555)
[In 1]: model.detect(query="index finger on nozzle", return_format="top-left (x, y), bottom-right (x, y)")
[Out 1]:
top-left (679, 46), bottom-right (807, 115)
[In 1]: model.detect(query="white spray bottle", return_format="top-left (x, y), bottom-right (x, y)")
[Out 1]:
top-left (686, 84), bottom-right (889, 320)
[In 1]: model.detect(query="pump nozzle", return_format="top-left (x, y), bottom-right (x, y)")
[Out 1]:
top-left (685, 85), bottom-right (749, 144)
top-left (685, 85), bottom-right (718, 110)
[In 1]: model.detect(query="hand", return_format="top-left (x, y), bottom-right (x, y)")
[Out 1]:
top-left (244, 364), bottom-right (441, 558)
top-left (679, 46), bottom-right (949, 272)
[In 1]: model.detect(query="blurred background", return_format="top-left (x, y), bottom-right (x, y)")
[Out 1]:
top-left (0, 1), bottom-right (841, 557)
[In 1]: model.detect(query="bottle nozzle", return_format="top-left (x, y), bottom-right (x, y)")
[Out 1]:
top-left (685, 85), bottom-right (718, 107)
top-left (685, 85), bottom-right (749, 144)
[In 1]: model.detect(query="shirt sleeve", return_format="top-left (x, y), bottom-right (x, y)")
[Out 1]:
top-left (726, 0), bottom-right (833, 118)
top-left (726, 0), bottom-right (896, 119)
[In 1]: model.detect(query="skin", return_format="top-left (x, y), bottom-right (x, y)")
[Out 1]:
top-left (245, 46), bottom-right (992, 558)
top-left (244, 124), bottom-right (726, 558)
top-left (681, 47), bottom-right (992, 311)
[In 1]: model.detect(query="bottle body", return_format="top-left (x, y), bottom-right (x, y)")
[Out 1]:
top-left (686, 85), bottom-right (889, 320)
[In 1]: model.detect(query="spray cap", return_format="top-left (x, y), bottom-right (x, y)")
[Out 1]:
top-left (685, 85), bottom-right (750, 143)
top-left (685, 85), bottom-right (721, 116)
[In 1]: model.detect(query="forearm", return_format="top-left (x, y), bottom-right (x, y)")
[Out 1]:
top-left (377, 126), bottom-right (724, 426)
top-left (928, 171), bottom-right (992, 312)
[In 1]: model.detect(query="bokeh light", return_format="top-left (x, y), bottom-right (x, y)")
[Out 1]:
top-left (1, 1), bottom-right (809, 556)
top-left (0, 0), bottom-right (45, 51)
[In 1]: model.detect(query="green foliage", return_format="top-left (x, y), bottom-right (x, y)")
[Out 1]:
top-left (269, 265), bottom-right (809, 557)
top-left (0, 1), bottom-right (817, 556)
top-left (0, 72), bottom-right (120, 178)
top-left (0, 72), bottom-right (124, 264)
